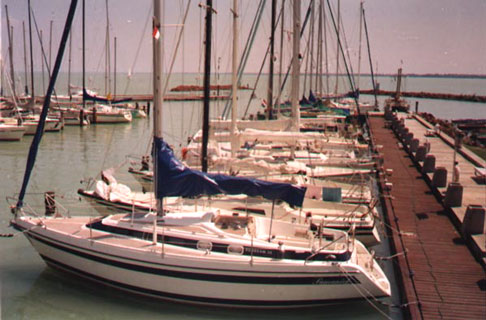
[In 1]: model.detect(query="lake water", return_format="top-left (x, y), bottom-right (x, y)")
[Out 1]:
top-left (1, 73), bottom-right (485, 319)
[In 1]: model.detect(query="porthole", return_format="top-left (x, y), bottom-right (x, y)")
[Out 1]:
top-left (227, 245), bottom-right (244, 255)
top-left (197, 240), bottom-right (212, 251)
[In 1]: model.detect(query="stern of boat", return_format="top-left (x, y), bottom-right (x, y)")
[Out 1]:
top-left (352, 240), bottom-right (391, 298)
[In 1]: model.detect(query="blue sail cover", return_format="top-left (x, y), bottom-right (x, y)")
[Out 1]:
top-left (154, 137), bottom-right (306, 207)
top-left (299, 94), bottom-right (310, 106)
top-left (309, 90), bottom-right (317, 103)
top-left (154, 137), bottom-right (222, 198)
top-left (83, 89), bottom-right (132, 104)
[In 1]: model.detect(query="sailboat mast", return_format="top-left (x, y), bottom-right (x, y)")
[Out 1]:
top-left (27, 0), bottom-right (35, 99)
top-left (356, 0), bottom-right (363, 94)
top-left (275, 0), bottom-right (284, 116)
top-left (114, 36), bottom-right (117, 99)
top-left (323, 1), bottom-right (329, 94)
top-left (152, 0), bottom-right (164, 215)
top-left (334, 0), bottom-right (340, 96)
top-left (49, 20), bottom-right (53, 72)
top-left (362, 6), bottom-right (378, 107)
top-left (201, 0), bottom-right (213, 173)
top-left (266, 0), bottom-right (276, 120)
top-left (82, 0), bottom-right (86, 110)
top-left (105, 0), bottom-right (111, 96)
top-left (5, 5), bottom-right (16, 97)
top-left (0, 58), bottom-right (3, 96)
top-left (22, 21), bottom-right (29, 96)
top-left (41, 30), bottom-right (45, 93)
top-left (68, 29), bottom-right (72, 99)
top-left (230, 0), bottom-right (239, 157)
top-left (317, 0), bottom-right (323, 95)
top-left (309, 0), bottom-right (314, 94)
top-left (291, 0), bottom-right (301, 131)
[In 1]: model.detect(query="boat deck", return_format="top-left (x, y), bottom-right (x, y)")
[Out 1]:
top-left (369, 115), bottom-right (486, 319)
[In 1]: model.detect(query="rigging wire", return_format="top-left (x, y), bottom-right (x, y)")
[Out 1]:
top-left (123, 2), bottom-right (153, 95)
top-left (221, 0), bottom-right (266, 120)
top-left (165, 0), bottom-right (191, 141)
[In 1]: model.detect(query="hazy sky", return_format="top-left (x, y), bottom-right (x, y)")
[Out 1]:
top-left (2, 0), bottom-right (486, 77)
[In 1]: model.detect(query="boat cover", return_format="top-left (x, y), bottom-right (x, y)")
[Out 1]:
top-left (154, 137), bottom-right (306, 207)
top-left (83, 89), bottom-right (132, 104)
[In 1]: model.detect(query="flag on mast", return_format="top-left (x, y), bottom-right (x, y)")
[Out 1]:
top-left (153, 26), bottom-right (160, 39)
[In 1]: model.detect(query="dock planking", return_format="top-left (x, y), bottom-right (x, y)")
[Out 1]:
top-left (369, 115), bottom-right (486, 320)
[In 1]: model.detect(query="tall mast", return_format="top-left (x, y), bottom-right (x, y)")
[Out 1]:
top-left (323, 1), bottom-right (329, 94)
top-left (333, 0), bottom-right (340, 96)
top-left (22, 21), bottom-right (29, 96)
top-left (275, 0), bottom-right (285, 116)
top-left (317, 0), bottom-right (323, 94)
top-left (82, 0), bottom-right (86, 110)
top-left (0, 58), bottom-right (3, 96)
top-left (114, 36), bottom-right (117, 99)
top-left (152, 0), bottom-right (164, 215)
top-left (362, 5), bottom-right (378, 107)
top-left (68, 29), bottom-right (72, 99)
top-left (230, 0), bottom-right (239, 157)
top-left (5, 5), bottom-right (16, 97)
top-left (309, 0), bottom-right (314, 94)
top-left (28, 0), bottom-right (35, 99)
top-left (49, 20), bottom-right (53, 72)
top-left (201, 0), bottom-right (213, 173)
top-left (105, 0), bottom-right (111, 96)
top-left (266, 0), bottom-right (276, 120)
top-left (290, 0), bottom-right (301, 131)
top-left (41, 30), bottom-right (46, 93)
top-left (356, 0), bottom-right (363, 94)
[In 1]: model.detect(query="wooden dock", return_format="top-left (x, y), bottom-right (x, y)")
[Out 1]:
top-left (359, 89), bottom-right (486, 103)
top-left (369, 114), bottom-right (486, 319)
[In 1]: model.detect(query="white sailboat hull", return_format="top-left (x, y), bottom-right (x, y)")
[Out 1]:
top-left (14, 217), bottom-right (390, 307)
top-left (24, 119), bottom-right (63, 134)
top-left (89, 111), bottom-right (132, 123)
top-left (0, 125), bottom-right (25, 141)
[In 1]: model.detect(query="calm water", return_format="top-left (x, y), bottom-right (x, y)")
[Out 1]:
top-left (1, 74), bottom-right (485, 319)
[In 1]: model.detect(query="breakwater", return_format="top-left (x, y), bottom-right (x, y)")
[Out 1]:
top-left (359, 89), bottom-right (486, 103)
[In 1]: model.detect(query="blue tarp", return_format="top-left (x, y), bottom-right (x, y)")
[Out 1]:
top-left (83, 89), bottom-right (132, 104)
top-left (299, 94), bottom-right (310, 106)
top-left (154, 137), bottom-right (306, 207)
top-left (309, 90), bottom-right (317, 104)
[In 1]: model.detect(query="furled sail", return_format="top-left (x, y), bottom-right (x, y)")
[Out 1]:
top-left (83, 89), bottom-right (132, 104)
top-left (154, 138), bottom-right (306, 207)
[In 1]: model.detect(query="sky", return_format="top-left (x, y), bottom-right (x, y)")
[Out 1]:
top-left (1, 0), bottom-right (486, 78)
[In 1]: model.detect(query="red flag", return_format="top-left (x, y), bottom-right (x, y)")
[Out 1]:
top-left (153, 26), bottom-right (160, 39)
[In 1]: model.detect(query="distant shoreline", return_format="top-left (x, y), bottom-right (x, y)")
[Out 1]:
top-left (375, 73), bottom-right (486, 79)
top-left (40, 71), bottom-right (486, 79)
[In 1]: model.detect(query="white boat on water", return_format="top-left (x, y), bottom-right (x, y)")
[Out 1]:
top-left (11, 208), bottom-right (390, 307)
top-left (87, 104), bottom-right (132, 123)
top-left (0, 120), bottom-right (26, 141)
top-left (22, 115), bottom-right (64, 134)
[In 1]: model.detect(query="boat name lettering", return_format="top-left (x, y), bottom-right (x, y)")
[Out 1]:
top-left (244, 247), bottom-right (273, 255)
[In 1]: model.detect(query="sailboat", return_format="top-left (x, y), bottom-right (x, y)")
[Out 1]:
top-left (0, 117), bottom-right (26, 141)
top-left (10, 0), bottom-right (390, 307)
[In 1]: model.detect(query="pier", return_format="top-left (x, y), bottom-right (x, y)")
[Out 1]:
top-left (359, 89), bottom-right (486, 103)
top-left (369, 112), bottom-right (486, 319)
